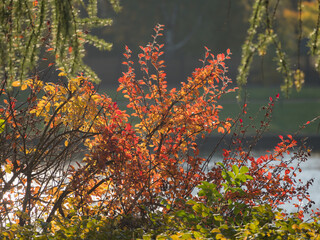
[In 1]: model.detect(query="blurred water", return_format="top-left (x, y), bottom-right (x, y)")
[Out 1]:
top-left (282, 152), bottom-right (320, 215)
top-left (203, 151), bottom-right (320, 216)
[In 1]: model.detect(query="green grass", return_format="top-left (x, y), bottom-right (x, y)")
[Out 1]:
top-left (220, 101), bottom-right (320, 134)
top-left (99, 86), bottom-right (320, 135)
top-left (218, 87), bottom-right (320, 134)
top-left (220, 86), bottom-right (320, 100)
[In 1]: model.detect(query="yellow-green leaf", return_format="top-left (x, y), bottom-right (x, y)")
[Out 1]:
top-left (0, 119), bottom-right (5, 133)
top-left (5, 164), bottom-right (12, 174)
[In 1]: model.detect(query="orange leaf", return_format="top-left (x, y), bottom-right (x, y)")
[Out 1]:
top-left (218, 127), bottom-right (225, 134)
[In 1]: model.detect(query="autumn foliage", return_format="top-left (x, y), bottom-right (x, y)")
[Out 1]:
top-left (82, 25), bottom-right (235, 215)
top-left (0, 25), bottom-right (317, 237)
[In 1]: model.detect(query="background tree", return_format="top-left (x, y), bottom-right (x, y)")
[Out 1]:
top-left (91, 0), bottom-right (248, 87)
top-left (238, 0), bottom-right (320, 96)
top-left (0, 0), bottom-right (121, 85)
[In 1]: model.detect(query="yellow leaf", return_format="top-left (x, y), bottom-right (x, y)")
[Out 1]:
top-left (5, 164), bottom-right (12, 174)
top-left (216, 234), bottom-right (226, 239)
top-left (12, 81), bottom-right (21, 87)
top-left (21, 84), bottom-right (28, 91)
top-left (58, 72), bottom-right (67, 77)
top-left (65, 140), bottom-right (69, 147)
top-left (292, 224), bottom-right (299, 230)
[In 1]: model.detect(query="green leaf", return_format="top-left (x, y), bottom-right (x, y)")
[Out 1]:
top-left (227, 171), bottom-right (235, 180)
top-left (175, 210), bottom-right (187, 218)
top-left (143, 234), bottom-right (152, 240)
top-left (232, 165), bottom-right (239, 175)
top-left (246, 175), bottom-right (253, 180)
top-left (186, 199), bottom-right (197, 205)
top-left (240, 166), bottom-right (249, 174)
top-left (193, 231), bottom-right (204, 238)
top-left (214, 215), bottom-right (223, 222)
top-left (216, 162), bottom-right (225, 168)
top-left (192, 203), bottom-right (203, 214)
top-left (237, 174), bottom-right (247, 182)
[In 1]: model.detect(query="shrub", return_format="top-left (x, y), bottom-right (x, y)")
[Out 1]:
top-left (146, 173), bottom-right (320, 239)
top-left (0, 25), bottom-right (318, 238)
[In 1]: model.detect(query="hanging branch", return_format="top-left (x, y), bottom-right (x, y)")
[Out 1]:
top-left (298, 0), bottom-right (303, 72)
top-left (0, 0), bottom-right (120, 86)
top-left (311, 0), bottom-right (320, 54)
top-left (237, 0), bottom-right (264, 87)
top-left (238, 0), bottom-right (301, 97)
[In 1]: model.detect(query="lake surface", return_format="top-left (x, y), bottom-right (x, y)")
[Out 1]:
top-left (283, 152), bottom-right (320, 215)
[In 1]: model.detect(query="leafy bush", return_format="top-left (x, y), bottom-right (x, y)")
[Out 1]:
top-left (0, 0), bottom-right (120, 84)
top-left (145, 175), bottom-right (320, 239)
top-left (0, 25), bottom-right (319, 239)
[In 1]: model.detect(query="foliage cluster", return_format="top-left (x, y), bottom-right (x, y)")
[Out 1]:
top-left (0, 25), bottom-right (319, 239)
top-left (238, 0), bottom-right (320, 96)
top-left (0, 0), bottom-right (120, 84)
